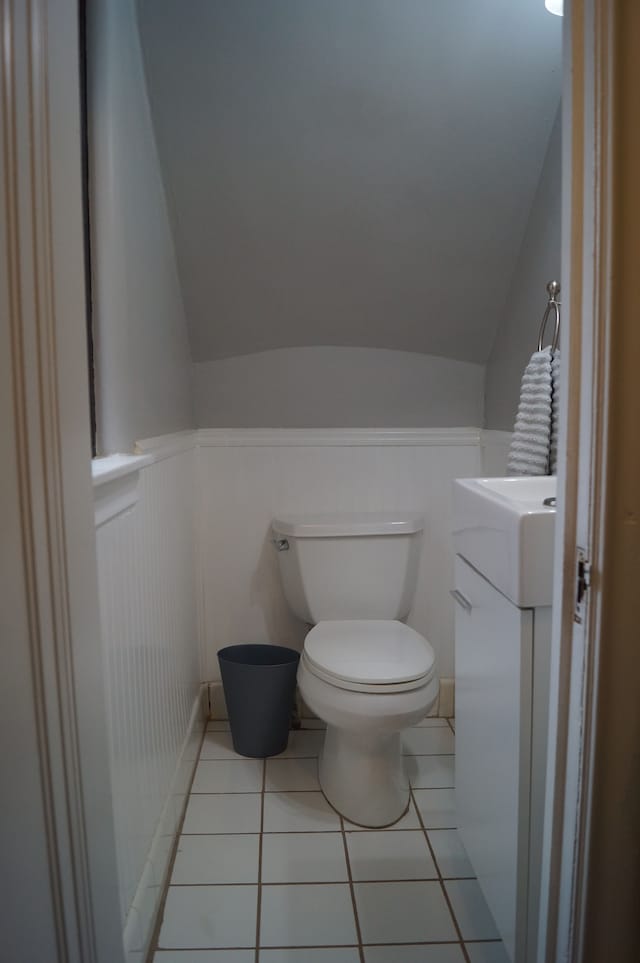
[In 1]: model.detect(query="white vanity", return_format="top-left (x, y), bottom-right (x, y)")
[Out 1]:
top-left (452, 476), bottom-right (556, 963)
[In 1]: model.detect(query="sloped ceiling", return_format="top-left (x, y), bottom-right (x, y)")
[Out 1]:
top-left (137, 0), bottom-right (561, 364)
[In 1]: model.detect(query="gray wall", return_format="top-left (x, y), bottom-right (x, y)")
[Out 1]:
top-left (193, 347), bottom-right (484, 427)
top-left (88, 0), bottom-right (194, 454)
top-left (484, 108), bottom-right (562, 430)
top-left (138, 0), bottom-right (561, 367)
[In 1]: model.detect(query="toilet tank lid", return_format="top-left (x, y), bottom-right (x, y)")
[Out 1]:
top-left (272, 512), bottom-right (424, 538)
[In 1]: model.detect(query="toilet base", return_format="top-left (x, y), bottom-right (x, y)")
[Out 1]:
top-left (298, 660), bottom-right (439, 827)
top-left (320, 725), bottom-right (409, 827)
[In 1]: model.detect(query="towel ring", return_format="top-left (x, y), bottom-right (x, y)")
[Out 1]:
top-left (537, 280), bottom-right (561, 351)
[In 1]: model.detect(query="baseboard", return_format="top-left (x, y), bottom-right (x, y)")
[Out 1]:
top-left (208, 680), bottom-right (228, 720)
top-left (122, 685), bottom-right (207, 963)
top-left (208, 679), bottom-right (455, 720)
top-left (437, 677), bottom-right (455, 718)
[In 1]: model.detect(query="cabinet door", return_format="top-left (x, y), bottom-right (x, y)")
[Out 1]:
top-left (454, 556), bottom-right (533, 962)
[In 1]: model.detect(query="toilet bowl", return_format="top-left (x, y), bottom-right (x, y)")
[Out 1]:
top-left (272, 511), bottom-right (440, 827)
top-left (298, 619), bottom-right (438, 826)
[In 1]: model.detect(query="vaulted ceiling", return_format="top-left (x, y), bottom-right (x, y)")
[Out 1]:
top-left (137, 0), bottom-right (561, 365)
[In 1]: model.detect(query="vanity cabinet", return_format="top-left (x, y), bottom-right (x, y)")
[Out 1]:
top-left (453, 555), bottom-right (551, 963)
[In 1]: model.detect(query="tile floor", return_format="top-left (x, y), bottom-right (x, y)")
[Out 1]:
top-left (151, 716), bottom-right (509, 963)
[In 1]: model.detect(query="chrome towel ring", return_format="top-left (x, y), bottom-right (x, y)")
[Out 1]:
top-left (537, 280), bottom-right (561, 351)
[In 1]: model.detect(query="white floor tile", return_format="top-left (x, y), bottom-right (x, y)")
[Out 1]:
top-left (260, 951), bottom-right (358, 963)
top-left (181, 793), bottom-right (262, 835)
top-left (274, 730), bottom-right (325, 758)
top-left (265, 757), bottom-right (320, 791)
top-left (346, 830), bottom-right (437, 881)
top-left (200, 731), bottom-right (240, 760)
top-left (343, 797), bottom-right (421, 832)
top-left (263, 792), bottom-right (341, 832)
top-left (191, 759), bottom-right (263, 794)
top-left (260, 883), bottom-right (357, 946)
top-left (413, 789), bottom-right (457, 829)
top-left (206, 720), bottom-right (231, 731)
top-left (364, 945), bottom-right (465, 963)
top-left (444, 880), bottom-right (500, 941)
top-left (354, 881), bottom-right (457, 944)
top-left (427, 830), bottom-right (474, 878)
top-left (261, 832), bottom-right (347, 883)
top-left (158, 885), bottom-right (257, 948)
top-left (403, 727), bottom-right (455, 756)
top-left (171, 835), bottom-right (259, 885)
top-left (154, 951), bottom-right (253, 961)
top-left (407, 755), bottom-right (455, 790)
top-left (414, 717), bottom-right (449, 728)
top-left (465, 942), bottom-right (510, 963)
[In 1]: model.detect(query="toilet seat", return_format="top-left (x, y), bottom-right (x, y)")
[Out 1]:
top-left (303, 620), bottom-right (436, 694)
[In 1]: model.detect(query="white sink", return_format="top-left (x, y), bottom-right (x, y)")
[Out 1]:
top-left (452, 476), bottom-right (556, 607)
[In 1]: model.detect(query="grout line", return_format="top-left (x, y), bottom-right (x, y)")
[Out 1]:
top-left (144, 721), bottom-right (208, 963)
top-left (410, 786), bottom-right (472, 963)
top-left (192, 785), bottom-right (453, 794)
top-left (155, 940), bottom-right (499, 952)
top-left (255, 758), bottom-right (266, 963)
top-left (165, 875), bottom-right (478, 887)
top-left (180, 825), bottom-right (459, 834)
top-left (340, 814), bottom-right (366, 963)
top-left (201, 753), bottom-right (454, 760)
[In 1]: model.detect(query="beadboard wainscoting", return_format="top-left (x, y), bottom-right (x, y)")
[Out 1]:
top-left (91, 424), bottom-right (507, 953)
top-left (196, 429), bottom-right (483, 687)
top-left (93, 438), bottom-right (204, 961)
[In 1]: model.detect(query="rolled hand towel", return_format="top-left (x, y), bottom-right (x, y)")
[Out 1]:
top-left (508, 348), bottom-right (553, 476)
top-left (549, 350), bottom-right (561, 475)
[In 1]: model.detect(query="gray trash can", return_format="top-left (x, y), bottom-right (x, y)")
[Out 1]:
top-left (218, 644), bottom-right (300, 758)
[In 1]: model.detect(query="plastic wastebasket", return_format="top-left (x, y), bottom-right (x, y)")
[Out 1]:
top-left (217, 644), bottom-right (300, 757)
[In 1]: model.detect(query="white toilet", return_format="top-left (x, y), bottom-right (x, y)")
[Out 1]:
top-left (272, 512), bottom-right (438, 827)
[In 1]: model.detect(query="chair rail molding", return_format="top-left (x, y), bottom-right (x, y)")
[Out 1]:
top-left (197, 427), bottom-right (481, 447)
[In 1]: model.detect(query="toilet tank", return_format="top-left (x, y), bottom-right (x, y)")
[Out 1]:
top-left (272, 513), bottom-right (424, 624)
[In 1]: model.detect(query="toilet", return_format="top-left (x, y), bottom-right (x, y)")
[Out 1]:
top-left (272, 512), bottom-right (438, 827)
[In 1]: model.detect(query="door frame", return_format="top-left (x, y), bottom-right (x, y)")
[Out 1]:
top-left (3, 0), bottom-right (638, 961)
top-left (0, 2), bottom-right (123, 961)
top-left (538, 1), bottom-right (640, 960)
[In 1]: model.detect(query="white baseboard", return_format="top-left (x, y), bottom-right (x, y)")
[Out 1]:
top-left (208, 681), bottom-right (228, 720)
top-left (122, 685), bottom-right (207, 962)
top-left (208, 679), bottom-right (454, 721)
top-left (437, 677), bottom-right (455, 718)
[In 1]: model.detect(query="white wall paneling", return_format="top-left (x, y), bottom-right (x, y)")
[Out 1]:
top-left (197, 428), bottom-right (482, 682)
top-left (93, 440), bottom-right (202, 959)
top-left (93, 420), bottom-right (490, 946)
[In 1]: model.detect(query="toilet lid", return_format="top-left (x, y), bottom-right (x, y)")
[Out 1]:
top-left (304, 620), bottom-right (435, 687)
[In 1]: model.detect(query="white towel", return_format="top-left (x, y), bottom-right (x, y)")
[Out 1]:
top-left (508, 348), bottom-right (553, 476)
top-left (549, 350), bottom-right (561, 474)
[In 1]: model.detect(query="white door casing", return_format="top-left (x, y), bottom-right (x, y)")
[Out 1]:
top-left (537, 1), bottom-right (638, 960)
top-left (0, 2), bottom-right (124, 962)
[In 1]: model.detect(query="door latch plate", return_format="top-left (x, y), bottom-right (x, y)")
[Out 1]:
top-left (574, 547), bottom-right (591, 624)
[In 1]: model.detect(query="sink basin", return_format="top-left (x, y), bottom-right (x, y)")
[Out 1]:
top-left (452, 476), bottom-right (556, 607)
